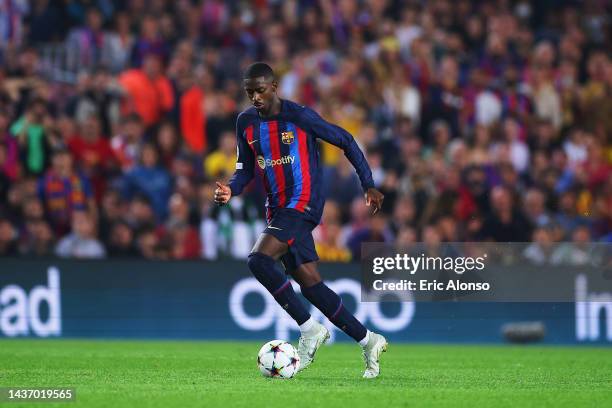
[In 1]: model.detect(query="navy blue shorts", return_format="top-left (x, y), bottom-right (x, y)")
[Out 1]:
top-left (263, 208), bottom-right (319, 272)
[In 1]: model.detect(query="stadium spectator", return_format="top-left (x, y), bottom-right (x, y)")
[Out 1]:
top-left (26, 0), bottom-right (62, 45)
top-left (523, 226), bottom-right (556, 265)
top-left (129, 15), bottom-right (170, 67)
top-left (0, 217), bottom-right (18, 256)
top-left (65, 8), bottom-right (109, 69)
top-left (98, 189), bottom-right (124, 242)
top-left (166, 219), bottom-right (201, 260)
top-left (126, 194), bottom-right (157, 232)
top-left (523, 188), bottom-right (552, 228)
top-left (37, 149), bottom-right (96, 236)
top-left (155, 121), bottom-right (180, 169)
top-left (323, 157), bottom-right (363, 208)
top-left (479, 186), bottom-right (532, 242)
top-left (55, 210), bottom-right (106, 258)
top-left (105, 12), bottom-right (135, 73)
top-left (0, 1), bottom-right (608, 261)
top-left (395, 226), bottom-right (417, 247)
top-left (315, 221), bottom-right (352, 262)
top-left (436, 216), bottom-right (459, 242)
top-left (67, 115), bottom-right (116, 202)
top-left (107, 221), bottom-right (138, 258)
top-left (10, 98), bottom-right (52, 175)
top-left (0, 146), bottom-right (11, 203)
top-left (158, 192), bottom-right (200, 259)
top-left (551, 225), bottom-right (593, 266)
top-left (118, 53), bottom-right (174, 127)
top-left (19, 218), bottom-right (55, 257)
top-left (591, 185), bottom-right (612, 240)
top-left (176, 66), bottom-right (207, 154)
top-left (111, 113), bottom-right (144, 172)
top-left (121, 143), bottom-right (171, 220)
top-left (313, 199), bottom-right (342, 243)
top-left (136, 227), bottom-right (163, 259)
top-left (346, 212), bottom-right (394, 260)
top-left (204, 130), bottom-right (237, 179)
top-left (0, 110), bottom-right (20, 180)
top-left (554, 190), bottom-right (587, 238)
top-left (499, 116), bottom-right (530, 174)
top-left (21, 196), bottom-right (45, 222)
top-left (577, 138), bottom-right (611, 192)
top-left (65, 69), bottom-right (122, 136)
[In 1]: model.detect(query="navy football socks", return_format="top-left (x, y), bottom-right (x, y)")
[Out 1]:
top-left (247, 253), bottom-right (310, 325)
top-left (247, 253), bottom-right (367, 342)
top-left (301, 281), bottom-right (367, 342)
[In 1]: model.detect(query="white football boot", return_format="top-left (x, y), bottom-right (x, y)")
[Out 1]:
top-left (362, 332), bottom-right (388, 379)
top-left (296, 322), bottom-right (330, 372)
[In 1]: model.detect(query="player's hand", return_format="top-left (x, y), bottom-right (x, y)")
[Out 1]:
top-left (365, 188), bottom-right (384, 215)
top-left (214, 182), bottom-right (232, 205)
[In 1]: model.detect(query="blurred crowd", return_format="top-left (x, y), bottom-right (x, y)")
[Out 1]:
top-left (0, 0), bottom-right (610, 262)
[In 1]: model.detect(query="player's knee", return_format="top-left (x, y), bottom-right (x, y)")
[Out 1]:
top-left (247, 252), bottom-right (271, 274)
top-left (298, 274), bottom-right (320, 288)
top-left (247, 252), bottom-right (288, 293)
top-left (293, 268), bottom-right (321, 288)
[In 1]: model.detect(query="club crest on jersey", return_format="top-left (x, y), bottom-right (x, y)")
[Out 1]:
top-left (257, 155), bottom-right (266, 169)
top-left (281, 131), bottom-right (295, 144)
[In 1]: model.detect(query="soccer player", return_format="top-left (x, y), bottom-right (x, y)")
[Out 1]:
top-left (214, 62), bottom-right (387, 378)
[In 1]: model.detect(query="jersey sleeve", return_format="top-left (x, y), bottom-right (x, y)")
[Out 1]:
top-left (302, 107), bottom-right (375, 192)
top-left (228, 115), bottom-right (255, 196)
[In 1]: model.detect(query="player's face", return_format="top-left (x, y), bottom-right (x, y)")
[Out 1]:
top-left (244, 77), bottom-right (276, 114)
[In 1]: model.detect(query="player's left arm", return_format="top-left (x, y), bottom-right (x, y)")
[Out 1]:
top-left (303, 108), bottom-right (384, 214)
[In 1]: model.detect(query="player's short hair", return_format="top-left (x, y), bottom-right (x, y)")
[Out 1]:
top-left (243, 62), bottom-right (275, 80)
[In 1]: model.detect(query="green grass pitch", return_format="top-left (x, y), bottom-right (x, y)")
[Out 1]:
top-left (0, 339), bottom-right (610, 407)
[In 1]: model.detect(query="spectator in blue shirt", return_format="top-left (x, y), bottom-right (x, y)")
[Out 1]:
top-left (122, 143), bottom-right (171, 220)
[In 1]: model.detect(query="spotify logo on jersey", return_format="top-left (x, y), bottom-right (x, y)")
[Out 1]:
top-left (256, 155), bottom-right (295, 169)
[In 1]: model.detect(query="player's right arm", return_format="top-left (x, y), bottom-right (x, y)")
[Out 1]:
top-left (215, 118), bottom-right (255, 205)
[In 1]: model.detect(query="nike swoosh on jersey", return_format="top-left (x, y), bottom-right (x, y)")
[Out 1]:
top-left (248, 139), bottom-right (259, 145)
top-left (267, 226), bottom-right (282, 230)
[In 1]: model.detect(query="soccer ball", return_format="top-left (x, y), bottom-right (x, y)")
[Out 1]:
top-left (257, 340), bottom-right (300, 378)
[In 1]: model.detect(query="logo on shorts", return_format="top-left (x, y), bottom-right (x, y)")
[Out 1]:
top-left (281, 131), bottom-right (295, 144)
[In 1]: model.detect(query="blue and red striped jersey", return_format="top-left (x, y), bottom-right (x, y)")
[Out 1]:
top-left (228, 99), bottom-right (374, 223)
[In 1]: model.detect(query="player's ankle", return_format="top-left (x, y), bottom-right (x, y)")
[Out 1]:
top-left (299, 317), bottom-right (318, 336)
top-left (358, 330), bottom-right (371, 348)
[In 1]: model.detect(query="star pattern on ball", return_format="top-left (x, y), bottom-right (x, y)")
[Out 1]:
top-left (270, 345), bottom-right (282, 357)
top-left (269, 366), bottom-right (280, 377)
